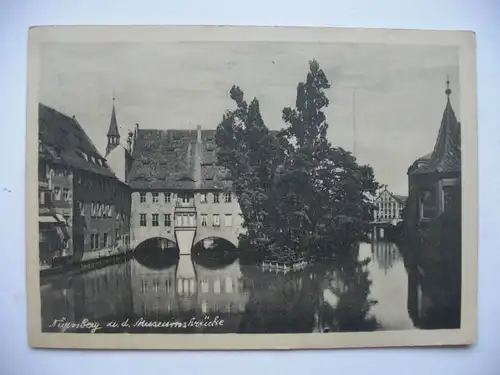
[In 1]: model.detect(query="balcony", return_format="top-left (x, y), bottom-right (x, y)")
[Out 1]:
top-left (175, 200), bottom-right (196, 213)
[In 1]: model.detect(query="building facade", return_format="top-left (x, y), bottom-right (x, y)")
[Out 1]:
top-left (373, 186), bottom-right (407, 223)
top-left (127, 125), bottom-right (245, 254)
top-left (38, 103), bottom-right (132, 266)
top-left (38, 139), bottom-right (72, 268)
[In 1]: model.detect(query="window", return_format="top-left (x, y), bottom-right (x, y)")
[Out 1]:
top-left (224, 193), bottom-right (232, 203)
top-left (140, 214), bottom-right (147, 227)
top-left (175, 214), bottom-right (182, 226)
top-left (213, 214), bottom-right (220, 227)
top-left (200, 193), bottom-right (207, 203)
top-left (95, 234), bottom-right (100, 249)
top-left (188, 214), bottom-right (196, 226)
top-left (75, 201), bottom-right (84, 216)
top-left (40, 192), bottom-right (45, 205)
top-left (152, 192), bottom-right (159, 203)
top-left (225, 214), bottom-right (233, 227)
top-left (63, 188), bottom-right (70, 201)
top-left (152, 214), bottom-right (159, 227)
top-left (442, 185), bottom-right (458, 213)
top-left (53, 186), bottom-right (61, 200)
top-left (213, 279), bottom-right (221, 294)
top-left (164, 214), bottom-right (171, 227)
top-left (225, 277), bottom-right (233, 293)
top-left (103, 233), bottom-right (108, 247)
top-left (420, 189), bottom-right (436, 220)
top-left (62, 239), bottom-right (69, 249)
top-left (213, 193), bottom-right (220, 203)
top-left (140, 192), bottom-right (146, 203)
top-left (90, 202), bottom-right (96, 217)
top-left (201, 214), bottom-right (207, 226)
top-left (63, 215), bottom-right (71, 226)
top-left (116, 229), bottom-right (120, 241)
top-left (164, 192), bottom-right (171, 203)
top-left (201, 280), bottom-right (209, 293)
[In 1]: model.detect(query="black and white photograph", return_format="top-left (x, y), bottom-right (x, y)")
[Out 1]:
top-left (26, 26), bottom-right (477, 350)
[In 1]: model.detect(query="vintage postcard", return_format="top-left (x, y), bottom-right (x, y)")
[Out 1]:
top-left (26, 26), bottom-right (477, 350)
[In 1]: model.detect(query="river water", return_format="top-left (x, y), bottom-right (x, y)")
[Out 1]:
top-left (40, 241), bottom-right (416, 333)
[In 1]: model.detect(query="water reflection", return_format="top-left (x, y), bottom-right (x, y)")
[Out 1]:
top-left (41, 240), bottom-right (416, 333)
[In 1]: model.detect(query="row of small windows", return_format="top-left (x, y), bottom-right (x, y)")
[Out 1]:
top-left (375, 202), bottom-right (402, 219)
top-left (73, 201), bottom-right (128, 223)
top-left (90, 232), bottom-right (130, 250)
top-left (139, 213), bottom-right (237, 227)
top-left (138, 192), bottom-right (232, 204)
top-left (78, 150), bottom-right (107, 167)
top-left (140, 276), bottom-right (240, 295)
top-left (52, 186), bottom-right (72, 201)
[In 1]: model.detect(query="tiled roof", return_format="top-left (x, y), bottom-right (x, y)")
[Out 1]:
top-left (128, 128), bottom-right (232, 190)
top-left (410, 91), bottom-right (461, 175)
top-left (39, 103), bottom-right (116, 178)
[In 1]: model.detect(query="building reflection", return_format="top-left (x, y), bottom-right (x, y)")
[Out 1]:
top-left (41, 245), bottom-right (383, 334)
top-left (371, 241), bottom-right (401, 274)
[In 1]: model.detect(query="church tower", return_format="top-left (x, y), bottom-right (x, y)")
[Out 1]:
top-left (106, 95), bottom-right (120, 156)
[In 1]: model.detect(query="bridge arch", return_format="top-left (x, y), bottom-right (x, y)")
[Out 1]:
top-left (133, 237), bottom-right (179, 270)
top-left (191, 237), bottom-right (238, 269)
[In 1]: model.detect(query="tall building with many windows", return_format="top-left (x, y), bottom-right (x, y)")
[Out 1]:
top-left (372, 186), bottom-right (407, 223)
top-left (127, 125), bottom-right (244, 252)
top-left (38, 103), bottom-right (132, 265)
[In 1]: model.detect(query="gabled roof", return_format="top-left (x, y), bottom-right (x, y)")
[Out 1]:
top-left (39, 103), bottom-right (116, 178)
top-left (128, 128), bottom-right (232, 190)
top-left (107, 102), bottom-right (120, 137)
top-left (374, 187), bottom-right (407, 204)
top-left (410, 81), bottom-right (461, 175)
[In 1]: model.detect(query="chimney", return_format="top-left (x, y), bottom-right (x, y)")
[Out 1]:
top-left (197, 124), bottom-right (202, 143)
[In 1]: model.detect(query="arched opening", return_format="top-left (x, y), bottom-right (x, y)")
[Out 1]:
top-left (191, 237), bottom-right (238, 269)
top-left (133, 237), bottom-right (179, 270)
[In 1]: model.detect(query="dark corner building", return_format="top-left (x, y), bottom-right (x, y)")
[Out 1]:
top-left (38, 102), bottom-right (132, 270)
top-left (404, 79), bottom-right (462, 329)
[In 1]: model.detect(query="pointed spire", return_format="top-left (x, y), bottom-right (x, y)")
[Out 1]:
top-left (107, 95), bottom-right (120, 137)
top-left (426, 77), bottom-right (461, 173)
top-left (106, 93), bottom-right (121, 156)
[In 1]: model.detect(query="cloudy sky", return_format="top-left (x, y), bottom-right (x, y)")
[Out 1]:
top-left (38, 42), bottom-right (460, 195)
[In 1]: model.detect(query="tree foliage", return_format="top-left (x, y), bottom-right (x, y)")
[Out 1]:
top-left (215, 59), bottom-right (379, 262)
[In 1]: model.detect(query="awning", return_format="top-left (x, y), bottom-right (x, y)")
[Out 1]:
top-left (39, 215), bottom-right (58, 223)
top-left (55, 225), bottom-right (70, 240)
top-left (55, 214), bottom-right (66, 223)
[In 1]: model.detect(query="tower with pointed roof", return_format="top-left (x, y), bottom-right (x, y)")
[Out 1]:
top-left (406, 78), bottom-right (461, 225)
top-left (404, 79), bottom-right (462, 330)
top-left (106, 96), bottom-right (120, 156)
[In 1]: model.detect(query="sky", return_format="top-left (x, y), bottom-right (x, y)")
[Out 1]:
top-left (38, 42), bottom-right (460, 196)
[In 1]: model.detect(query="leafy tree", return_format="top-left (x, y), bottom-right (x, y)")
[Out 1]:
top-left (216, 59), bottom-right (379, 262)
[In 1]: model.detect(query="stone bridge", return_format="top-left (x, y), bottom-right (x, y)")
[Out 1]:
top-left (130, 196), bottom-right (246, 256)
